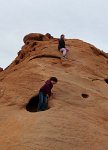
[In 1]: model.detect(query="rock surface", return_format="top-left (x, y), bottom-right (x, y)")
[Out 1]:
top-left (0, 67), bottom-right (3, 72)
top-left (0, 33), bottom-right (108, 150)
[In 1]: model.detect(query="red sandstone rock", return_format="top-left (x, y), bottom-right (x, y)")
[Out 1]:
top-left (23, 33), bottom-right (52, 44)
top-left (0, 33), bottom-right (108, 150)
top-left (45, 33), bottom-right (53, 39)
top-left (0, 67), bottom-right (3, 72)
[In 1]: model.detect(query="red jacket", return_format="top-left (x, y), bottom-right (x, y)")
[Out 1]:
top-left (39, 80), bottom-right (53, 97)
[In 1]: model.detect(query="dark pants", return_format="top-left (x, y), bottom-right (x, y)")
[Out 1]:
top-left (37, 92), bottom-right (48, 111)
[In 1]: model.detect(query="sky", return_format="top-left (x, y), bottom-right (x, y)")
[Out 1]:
top-left (0, 0), bottom-right (108, 69)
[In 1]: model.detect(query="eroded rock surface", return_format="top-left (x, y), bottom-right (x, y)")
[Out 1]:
top-left (0, 33), bottom-right (108, 150)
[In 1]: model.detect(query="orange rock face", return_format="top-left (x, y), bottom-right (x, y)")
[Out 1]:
top-left (0, 33), bottom-right (108, 150)
top-left (0, 67), bottom-right (3, 72)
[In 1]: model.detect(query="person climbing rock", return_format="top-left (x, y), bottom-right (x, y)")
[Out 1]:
top-left (58, 34), bottom-right (69, 58)
top-left (37, 77), bottom-right (58, 111)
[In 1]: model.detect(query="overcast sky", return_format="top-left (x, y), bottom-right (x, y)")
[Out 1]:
top-left (0, 0), bottom-right (108, 69)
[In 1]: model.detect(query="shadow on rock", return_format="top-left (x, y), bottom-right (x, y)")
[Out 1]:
top-left (26, 95), bottom-right (39, 112)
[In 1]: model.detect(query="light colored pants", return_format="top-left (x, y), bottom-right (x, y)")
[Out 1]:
top-left (60, 48), bottom-right (68, 57)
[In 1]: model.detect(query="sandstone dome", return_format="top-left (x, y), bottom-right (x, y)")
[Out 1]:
top-left (0, 33), bottom-right (108, 150)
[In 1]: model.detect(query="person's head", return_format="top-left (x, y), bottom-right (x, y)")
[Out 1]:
top-left (60, 34), bottom-right (65, 39)
top-left (50, 77), bottom-right (58, 85)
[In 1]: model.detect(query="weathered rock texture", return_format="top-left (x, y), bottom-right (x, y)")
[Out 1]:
top-left (0, 67), bottom-right (3, 72)
top-left (0, 33), bottom-right (108, 150)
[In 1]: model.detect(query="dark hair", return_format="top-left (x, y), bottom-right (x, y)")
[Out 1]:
top-left (50, 77), bottom-right (58, 82)
top-left (60, 34), bottom-right (64, 38)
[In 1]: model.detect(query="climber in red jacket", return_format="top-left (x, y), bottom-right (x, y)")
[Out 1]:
top-left (37, 77), bottom-right (58, 111)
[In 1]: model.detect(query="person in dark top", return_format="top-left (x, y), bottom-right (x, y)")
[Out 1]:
top-left (58, 34), bottom-right (69, 58)
top-left (37, 77), bottom-right (58, 111)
